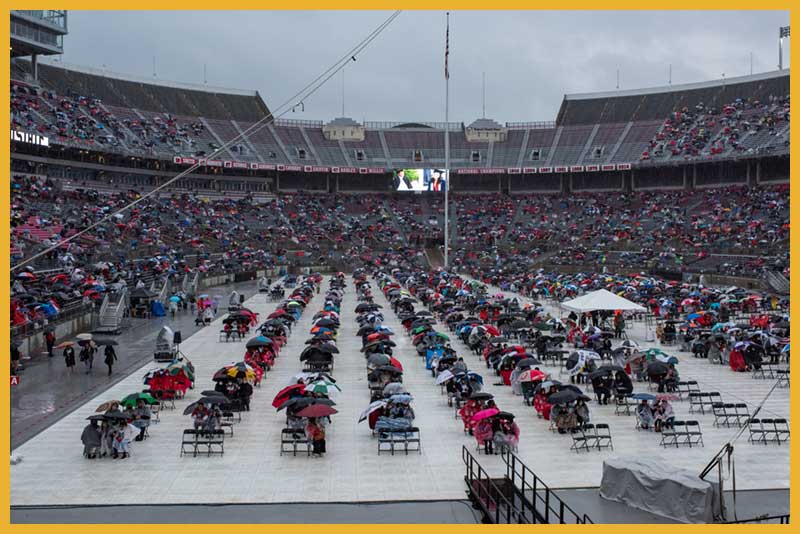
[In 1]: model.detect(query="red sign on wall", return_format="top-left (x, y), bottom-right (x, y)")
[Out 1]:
top-left (11, 375), bottom-right (20, 386)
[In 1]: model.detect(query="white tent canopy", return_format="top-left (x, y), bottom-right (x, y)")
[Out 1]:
top-left (562, 289), bottom-right (646, 313)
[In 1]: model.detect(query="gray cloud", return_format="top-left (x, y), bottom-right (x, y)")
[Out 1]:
top-left (60, 10), bottom-right (789, 123)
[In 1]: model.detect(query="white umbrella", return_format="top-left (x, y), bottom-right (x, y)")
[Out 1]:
top-left (358, 400), bottom-right (387, 423)
top-left (435, 369), bottom-right (455, 385)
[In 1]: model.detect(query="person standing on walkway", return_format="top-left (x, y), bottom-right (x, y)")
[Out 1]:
top-left (45, 331), bottom-right (56, 358)
top-left (104, 345), bottom-right (117, 376)
top-left (80, 345), bottom-right (93, 375)
top-left (64, 345), bottom-right (76, 373)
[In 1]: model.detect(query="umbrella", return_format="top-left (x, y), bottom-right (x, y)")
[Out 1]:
top-left (272, 383), bottom-right (307, 407)
top-left (304, 380), bottom-right (342, 395)
top-left (589, 365), bottom-right (626, 379)
top-left (646, 361), bottom-right (670, 376)
top-left (469, 392), bottom-right (494, 401)
top-left (382, 382), bottom-right (406, 396)
top-left (93, 338), bottom-right (119, 346)
top-left (56, 341), bottom-right (75, 349)
top-left (120, 392), bottom-right (159, 407)
top-left (246, 336), bottom-right (274, 349)
top-left (492, 411), bottom-right (515, 421)
top-left (367, 353), bottom-right (391, 367)
top-left (620, 339), bottom-right (640, 349)
top-left (358, 400), bottom-right (387, 422)
top-left (103, 410), bottom-right (127, 420)
top-left (295, 404), bottom-right (338, 418)
top-left (76, 333), bottom-right (93, 341)
top-left (183, 397), bottom-right (226, 415)
top-left (95, 400), bottom-right (120, 413)
top-left (471, 408), bottom-right (500, 422)
top-left (631, 393), bottom-right (657, 401)
top-left (435, 369), bottom-right (455, 385)
top-left (518, 369), bottom-right (547, 382)
top-left (86, 414), bottom-right (107, 422)
top-left (548, 389), bottom-right (590, 404)
top-left (279, 397), bottom-right (336, 412)
top-left (200, 390), bottom-right (229, 399)
top-left (388, 393), bottom-right (414, 404)
top-left (516, 357), bottom-right (542, 368)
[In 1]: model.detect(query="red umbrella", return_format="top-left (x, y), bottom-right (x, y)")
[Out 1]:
top-left (471, 408), bottom-right (499, 422)
top-left (483, 325), bottom-right (501, 337)
top-left (388, 357), bottom-right (404, 371)
top-left (268, 310), bottom-right (289, 319)
top-left (272, 383), bottom-right (306, 408)
top-left (296, 404), bottom-right (338, 418)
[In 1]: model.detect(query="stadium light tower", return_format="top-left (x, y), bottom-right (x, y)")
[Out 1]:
top-left (779, 26), bottom-right (790, 70)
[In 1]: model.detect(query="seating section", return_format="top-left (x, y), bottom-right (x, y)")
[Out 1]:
top-left (660, 420), bottom-right (704, 448)
top-left (748, 418), bottom-right (790, 445)
top-left (377, 427), bottom-right (421, 455)
top-left (180, 429), bottom-right (225, 457)
top-left (570, 423), bottom-right (614, 453)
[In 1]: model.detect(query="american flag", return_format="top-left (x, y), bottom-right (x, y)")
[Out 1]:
top-left (780, 26), bottom-right (790, 38)
top-left (445, 13), bottom-right (450, 80)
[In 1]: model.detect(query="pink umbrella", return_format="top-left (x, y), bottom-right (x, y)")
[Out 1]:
top-left (471, 408), bottom-right (500, 423)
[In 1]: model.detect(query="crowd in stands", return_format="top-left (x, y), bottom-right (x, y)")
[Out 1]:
top-left (9, 166), bottom-right (788, 334)
top-left (642, 95), bottom-right (789, 161)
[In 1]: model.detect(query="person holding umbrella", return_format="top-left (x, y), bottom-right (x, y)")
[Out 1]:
top-left (305, 417), bottom-right (326, 457)
top-left (237, 378), bottom-right (253, 411)
top-left (104, 344), bottom-right (117, 376)
top-left (63, 344), bottom-right (76, 373)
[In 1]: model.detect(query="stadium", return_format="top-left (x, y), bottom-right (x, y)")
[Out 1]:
top-left (9, 10), bottom-right (791, 524)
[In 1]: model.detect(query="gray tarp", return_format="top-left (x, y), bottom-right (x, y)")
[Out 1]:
top-left (599, 456), bottom-right (718, 523)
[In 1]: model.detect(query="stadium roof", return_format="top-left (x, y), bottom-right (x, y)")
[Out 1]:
top-left (38, 58), bottom-right (259, 97)
top-left (564, 69), bottom-right (790, 101)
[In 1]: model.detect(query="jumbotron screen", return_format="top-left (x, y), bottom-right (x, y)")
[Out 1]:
top-left (392, 168), bottom-right (448, 192)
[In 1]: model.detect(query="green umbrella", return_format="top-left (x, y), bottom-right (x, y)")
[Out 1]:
top-left (411, 326), bottom-right (429, 335)
top-left (431, 332), bottom-right (450, 341)
top-left (533, 323), bottom-right (552, 331)
top-left (120, 392), bottom-right (158, 408)
top-left (642, 348), bottom-right (668, 361)
top-left (304, 380), bottom-right (342, 395)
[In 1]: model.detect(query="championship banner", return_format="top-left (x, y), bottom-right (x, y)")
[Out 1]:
top-left (570, 165), bottom-right (584, 172)
top-left (507, 167), bottom-right (522, 174)
top-left (601, 164), bottom-right (616, 171)
top-left (538, 167), bottom-right (553, 174)
top-left (554, 166), bottom-right (568, 173)
top-left (617, 163), bottom-right (632, 170)
top-left (585, 165), bottom-right (600, 172)
top-left (522, 167), bottom-right (538, 174)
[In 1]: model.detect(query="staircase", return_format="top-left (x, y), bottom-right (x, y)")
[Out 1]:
top-left (462, 446), bottom-right (592, 524)
top-left (765, 271), bottom-right (790, 295)
top-left (95, 287), bottom-right (129, 334)
top-left (425, 247), bottom-right (445, 269)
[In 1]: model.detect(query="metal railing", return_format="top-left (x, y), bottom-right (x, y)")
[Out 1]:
top-left (10, 301), bottom-right (94, 340)
top-left (724, 514), bottom-right (789, 524)
top-left (502, 449), bottom-right (594, 524)
top-left (462, 446), bottom-right (531, 524)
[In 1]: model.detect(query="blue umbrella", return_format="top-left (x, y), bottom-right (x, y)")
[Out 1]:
top-left (631, 393), bottom-right (657, 401)
top-left (169, 296), bottom-right (181, 303)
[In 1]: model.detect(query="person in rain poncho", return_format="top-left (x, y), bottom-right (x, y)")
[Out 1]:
top-left (653, 400), bottom-right (675, 432)
top-left (474, 418), bottom-right (495, 454)
top-left (492, 417), bottom-right (520, 453)
top-left (81, 420), bottom-right (101, 459)
top-left (637, 400), bottom-right (654, 430)
top-left (113, 421), bottom-right (139, 459)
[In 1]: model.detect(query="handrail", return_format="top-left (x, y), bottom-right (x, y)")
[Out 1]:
top-left (462, 446), bottom-right (532, 524)
top-left (724, 514), bottom-right (789, 524)
top-left (501, 449), bottom-right (593, 524)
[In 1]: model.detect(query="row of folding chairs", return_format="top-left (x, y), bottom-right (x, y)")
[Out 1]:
top-left (660, 420), bottom-right (704, 448)
top-left (748, 418), bottom-right (790, 445)
top-left (569, 423), bottom-right (613, 453)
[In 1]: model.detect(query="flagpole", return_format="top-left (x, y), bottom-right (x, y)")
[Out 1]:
top-left (444, 11), bottom-right (450, 269)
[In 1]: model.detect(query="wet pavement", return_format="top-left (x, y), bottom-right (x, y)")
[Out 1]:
top-left (10, 280), bottom-right (260, 450)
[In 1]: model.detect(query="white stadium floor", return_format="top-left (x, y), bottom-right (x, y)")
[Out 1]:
top-left (10, 276), bottom-right (790, 506)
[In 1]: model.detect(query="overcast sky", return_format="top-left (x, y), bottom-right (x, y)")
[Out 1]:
top-left (59, 10), bottom-right (790, 123)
